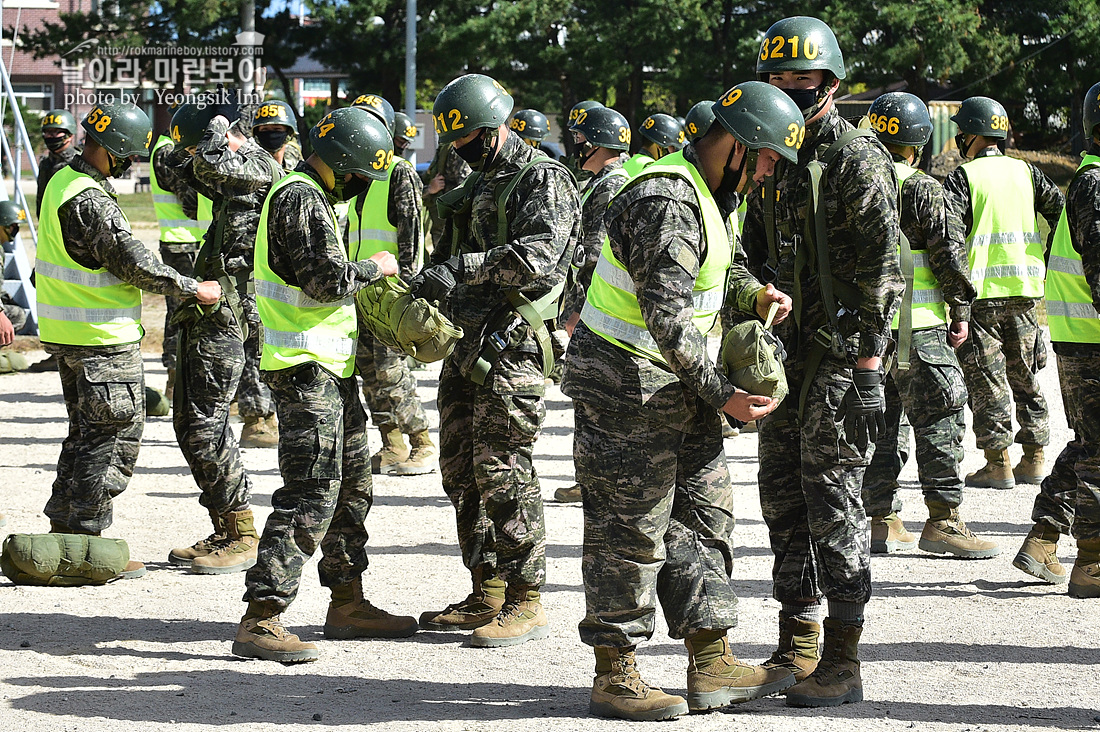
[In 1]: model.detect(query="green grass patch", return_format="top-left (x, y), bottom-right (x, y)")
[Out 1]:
top-left (116, 192), bottom-right (157, 225)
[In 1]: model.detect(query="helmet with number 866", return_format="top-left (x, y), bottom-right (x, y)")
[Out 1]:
top-left (867, 92), bottom-right (932, 147)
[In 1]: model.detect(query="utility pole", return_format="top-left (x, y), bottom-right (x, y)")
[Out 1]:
top-left (405, 0), bottom-right (417, 164)
top-left (241, 0), bottom-right (256, 98)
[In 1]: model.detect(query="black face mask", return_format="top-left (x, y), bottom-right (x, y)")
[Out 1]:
top-left (715, 143), bottom-right (752, 204)
top-left (454, 130), bottom-right (487, 167)
top-left (109, 154), bottom-right (133, 178)
top-left (395, 141), bottom-right (410, 158)
top-left (45, 135), bottom-right (70, 152)
top-left (782, 84), bottom-right (827, 115)
top-left (331, 174), bottom-right (371, 202)
top-left (254, 129), bottom-right (290, 153)
top-left (955, 134), bottom-right (974, 158)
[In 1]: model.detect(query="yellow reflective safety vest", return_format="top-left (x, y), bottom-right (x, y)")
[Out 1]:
top-left (347, 158), bottom-right (423, 271)
top-left (892, 163), bottom-right (948, 330)
top-left (962, 154), bottom-right (1045, 300)
top-left (1045, 154), bottom-right (1100, 344)
top-left (36, 166), bottom-right (143, 346)
top-left (572, 167), bottom-right (631, 284)
top-left (150, 135), bottom-right (209, 243)
top-left (621, 152), bottom-right (656, 178)
top-left (581, 151), bottom-right (730, 364)
top-left (254, 171), bottom-right (358, 377)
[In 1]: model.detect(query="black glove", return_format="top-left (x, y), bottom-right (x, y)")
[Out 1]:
top-left (836, 366), bottom-right (886, 446)
top-left (411, 256), bottom-right (462, 302)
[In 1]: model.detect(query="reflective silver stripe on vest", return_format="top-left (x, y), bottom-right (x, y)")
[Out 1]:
top-left (594, 256), bottom-right (724, 311)
top-left (347, 228), bottom-right (399, 244)
top-left (911, 288), bottom-right (944, 304)
top-left (36, 260), bottom-right (123, 288)
top-left (158, 218), bottom-right (203, 228)
top-left (912, 250), bottom-right (930, 268)
top-left (1045, 300), bottom-right (1100, 320)
top-left (580, 299), bottom-right (659, 352)
top-left (153, 194), bottom-right (178, 204)
top-left (1048, 255), bottom-right (1085, 277)
top-left (970, 264), bottom-right (1044, 281)
top-left (263, 327), bottom-right (355, 356)
top-left (38, 303), bottom-right (140, 323)
top-left (255, 279), bottom-right (334, 309)
top-left (968, 231), bottom-right (1042, 248)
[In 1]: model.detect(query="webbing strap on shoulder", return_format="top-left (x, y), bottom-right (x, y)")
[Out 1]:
top-left (763, 176), bottom-right (778, 275)
top-left (894, 174), bottom-right (915, 370)
top-left (495, 156), bottom-right (572, 247)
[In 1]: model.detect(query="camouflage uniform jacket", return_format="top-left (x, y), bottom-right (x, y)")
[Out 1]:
top-left (1054, 143), bottom-right (1100, 356)
top-left (941, 147), bottom-right (1064, 255)
top-left (431, 131), bottom-right (580, 378)
top-left (264, 161), bottom-right (383, 304)
top-left (741, 106), bottom-right (903, 361)
top-left (36, 145), bottom-right (80, 218)
top-left (893, 153), bottom-right (975, 323)
top-left (351, 160), bottom-right (423, 281)
top-left (561, 144), bottom-right (764, 433)
top-left (152, 138), bottom-right (199, 223)
top-left (561, 157), bottom-right (626, 320)
top-left (45, 156), bottom-right (200, 350)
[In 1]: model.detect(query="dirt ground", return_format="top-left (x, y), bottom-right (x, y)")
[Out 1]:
top-left (1, 225), bottom-right (1098, 730)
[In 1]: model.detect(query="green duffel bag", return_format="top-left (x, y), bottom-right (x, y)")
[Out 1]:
top-left (356, 276), bottom-right (464, 363)
top-left (719, 301), bottom-right (788, 404)
top-left (0, 533), bottom-right (130, 586)
top-left (145, 386), bottom-right (170, 416)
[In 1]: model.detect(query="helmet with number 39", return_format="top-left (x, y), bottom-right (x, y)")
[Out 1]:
top-left (638, 113), bottom-right (686, 150)
top-left (867, 92), bottom-right (932, 147)
top-left (756, 16), bottom-right (846, 81)
top-left (950, 96), bottom-right (1010, 140)
top-left (310, 107), bottom-right (393, 181)
top-left (569, 106), bottom-right (630, 152)
top-left (712, 81), bottom-right (805, 163)
top-left (82, 102), bottom-right (152, 159)
top-left (432, 74), bottom-right (514, 146)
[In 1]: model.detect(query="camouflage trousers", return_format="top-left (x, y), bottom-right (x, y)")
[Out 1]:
top-left (44, 343), bottom-right (145, 534)
top-left (863, 326), bottom-right (969, 517)
top-left (158, 243), bottom-right (198, 370)
top-left (437, 355), bottom-right (546, 588)
top-left (235, 293), bottom-right (274, 419)
top-left (758, 355), bottom-right (873, 605)
top-left (1029, 351), bottom-right (1100, 542)
top-left (354, 329), bottom-right (429, 434)
top-left (173, 308), bottom-right (252, 515)
top-left (957, 298), bottom-right (1049, 450)
top-left (573, 399), bottom-right (738, 648)
top-left (244, 363), bottom-right (372, 613)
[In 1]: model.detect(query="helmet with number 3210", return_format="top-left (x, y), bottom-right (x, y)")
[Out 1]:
top-left (310, 107), bottom-right (393, 180)
top-left (432, 74), bottom-right (514, 146)
top-left (950, 96), bottom-right (1010, 140)
top-left (712, 81), bottom-right (805, 163)
top-left (867, 92), bottom-right (932, 147)
top-left (757, 16), bottom-right (846, 80)
top-left (82, 102), bottom-right (152, 158)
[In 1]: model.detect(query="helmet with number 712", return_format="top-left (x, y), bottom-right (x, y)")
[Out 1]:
top-left (432, 74), bottom-right (514, 146)
top-left (867, 92), bottom-right (932, 147)
top-left (712, 81), bottom-right (805, 163)
top-left (570, 106), bottom-right (630, 151)
top-left (756, 16), bottom-right (846, 80)
top-left (310, 107), bottom-right (393, 180)
top-left (81, 102), bottom-right (152, 158)
top-left (950, 96), bottom-right (1010, 140)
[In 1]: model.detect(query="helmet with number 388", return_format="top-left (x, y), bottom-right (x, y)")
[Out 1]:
top-left (950, 96), bottom-right (1010, 140)
top-left (310, 107), bottom-right (393, 180)
top-left (867, 92), bottom-right (932, 147)
top-left (82, 102), bottom-right (152, 158)
top-left (756, 16), bottom-right (846, 80)
top-left (432, 74), bottom-right (514, 146)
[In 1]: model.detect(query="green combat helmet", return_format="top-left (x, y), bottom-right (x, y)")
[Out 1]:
top-left (951, 96), bottom-right (1010, 140)
top-left (251, 99), bottom-right (298, 132)
top-left (569, 100), bottom-right (603, 127)
top-left (510, 109), bottom-right (550, 143)
top-left (82, 102), bottom-right (152, 158)
top-left (1084, 82), bottom-right (1100, 140)
top-left (712, 80), bottom-right (806, 163)
top-left (433, 74), bottom-right (514, 146)
top-left (394, 111), bottom-right (418, 143)
top-left (41, 109), bottom-right (77, 135)
top-left (352, 94), bottom-right (396, 137)
top-left (570, 106), bottom-right (630, 151)
top-left (0, 200), bottom-right (26, 227)
top-left (311, 107), bottom-right (394, 180)
top-left (684, 100), bottom-right (716, 141)
top-left (356, 277), bottom-right (463, 363)
top-left (868, 92), bottom-right (932, 147)
top-left (170, 103), bottom-right (216, 148)
top-left (757, 16), bottom-right (846, 80)
top-left (639, 113), bottom-right (686, 150)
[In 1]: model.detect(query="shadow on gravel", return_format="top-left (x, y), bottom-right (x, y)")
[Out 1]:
top-left (0, 392), bottom-right (59, 405)
top-left (367, 542), bottom-right (583, 560)
top-left (747, 701), bottom-right (1096, 727)
top-left (2, 416), bottom-right (65, 424)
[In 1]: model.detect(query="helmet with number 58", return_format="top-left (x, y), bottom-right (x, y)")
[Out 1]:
top-left (432, 74), bottom-right (514, 146)
top-left (82, 102), bottom-right (152, 158)
top-left (310, 107), bottom-right (393, 181)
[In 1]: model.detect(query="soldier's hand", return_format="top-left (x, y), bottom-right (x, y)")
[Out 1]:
top-left (722, 390), bottom-right (777, 423)
top-left (414, 258), bottom-right (462, 302)
top-left (755, 284), bottom-right (791, 325)
top-left (563, 311), bottom-right (581, 337)
top-left (836, 366), bottom-right (886, 447)
top-left (948, 320), bottom-right (969, 349)
top-left (195, 280), bottom-right (222, 305)
top-left (0, 311), bottom-right (14, 346)
top-left (370, 251), bottom-right (399, 277)
top-left (427, 174), bottom-right (445, 195)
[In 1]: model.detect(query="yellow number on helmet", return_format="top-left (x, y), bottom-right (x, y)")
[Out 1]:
top-left (643, 117), bottom-right (655, 129)
top-left (405, 124), bottom-right (417, 138)
top-left (318, 114), bottom-right (335, 138)
top-left (618, 126), bottom-right (630, 143)
top-left (887, 117), bottom-right (900, 136)
top-left (372, 148), bottom-right (392, 170)
top-left (448, 109), bottom-right (464, 130)
top-left (575, 109), bottom-right (588, 126)
top-left (492, 80), bottom-right (508, 95)
top-left (720, 88), bottom-right (743, 107)
top-left (783, 122), bottom-right (801, 147)
top-left (434, 112), bottom-right (447, 134)
top-left (95, 114), bottom-right (112, 133)
top-left (688, 122), bottom-right (697, 135)
top-left (803, 38), bottom-right (819, 59)
top-left (87, 108), bottom-right (101, 126)
top-left (146, 131), bottom-right (152, 147)
top-left (171, 125), bottom-right (181, 142)
top-left (677, 130), bottom-right (685, 143)
top-left (17, 209), bottom-right (26, 221)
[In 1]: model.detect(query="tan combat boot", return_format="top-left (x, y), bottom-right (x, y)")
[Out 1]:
top-left (389, 430), bottom-right (438, 475)
top-left (589, 646), bottom-right (689, 721)
top-left (1013, 444), bottom-right (1047, 485)
top-left (1069, 539), bottom-right (1100, 599)
top-left (1012, 524), bottom-right (1066, 584)
top-left (371, 424), bottom-right (410, 474)
top-left (240, 415), bottom-right (278, 449)
top-left (553, 484), bottom-right (582, 503)
top-left (786, 618), bottom-right (863, 707)
top-left (685, 630), bottom-right (795, 711)
top-left (233, 604), bottom-right (319, 663)
top-left (965, 449), bottom-right (1015, 489)
top-left (323, 577), bottom-right (419, 638)
top-left (470, 586), bottom-right (549, 647)
top-left (165, 367), bottom-right (176, 402)
top-left (191, 509), bottom-right (259, 575)
top-left (419, 567), bottom-right (506, 631)
top-left (870, 513), bottom-right (917, 554)
top-left (168, 510), bottom-right (225, 566)
top-left (919, 504), bottom-right (1001, 559)
top-left (762, 613), bottom-right (821, 682)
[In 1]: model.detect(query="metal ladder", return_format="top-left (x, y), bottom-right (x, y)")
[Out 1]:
top-left (0, 53), bottom-right (40, 335)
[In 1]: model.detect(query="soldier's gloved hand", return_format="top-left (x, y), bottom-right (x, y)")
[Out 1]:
top-left (836, 366), bottom-right (886, 446)
top-left (412, 256), bottom-right (462, 302)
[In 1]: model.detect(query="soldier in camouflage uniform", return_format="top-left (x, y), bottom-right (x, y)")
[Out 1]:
top-left (1013, 85), bottom-right (1100, 599)
top-left (942, 96), bottom-right (1064, 489)
top-left (413, 74), bottom-right (579, 647)
top-left (37, 109), bottom-right (82, 219)
top-left (740, 18), bottom-right (903, 707)
top-left (859, 93), bottom-right (999, 560)
top-left (423, 140), bottom-right (472, 250)
top-left (35, 102), bottom-right (222, 577)
top-left (0, 201), bottom-right (28, 338)
top-left (564, 82), bottom-right (802, 722)
top-left (234, 108), bottom-right (417, 663)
